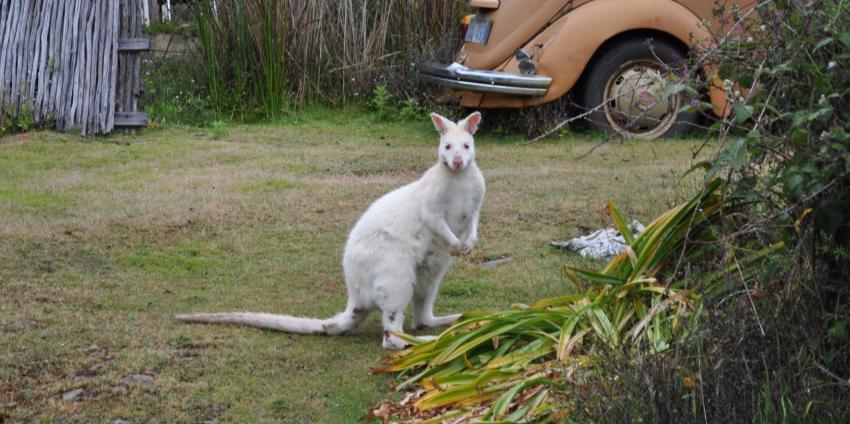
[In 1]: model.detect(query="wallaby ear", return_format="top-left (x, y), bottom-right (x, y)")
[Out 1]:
top-left (430, 112), bottom-right (452, 136)
top-left (459, 111), bottom-right (482, 135)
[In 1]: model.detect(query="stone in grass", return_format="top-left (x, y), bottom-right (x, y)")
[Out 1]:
top-left (62, 388), bottom-right (84, 402)
top-left (0, 321), bottom-right (37, 331)
top-left (74, 363), bottom-right (105, 383)
top-left (118, 374), bottom-right (155, 387)
top-left (479, 255), bottom-right (513, 269)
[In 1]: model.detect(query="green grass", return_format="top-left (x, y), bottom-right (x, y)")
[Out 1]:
top-left (0, 115), bottom-right (711, 422)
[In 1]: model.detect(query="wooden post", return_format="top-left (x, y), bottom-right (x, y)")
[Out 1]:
top-left (115, 0), bottom-right (148, 129)
top-left (146, 0), bottom-right (160, 26)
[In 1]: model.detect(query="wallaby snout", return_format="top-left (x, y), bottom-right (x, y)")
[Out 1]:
top-left (452, 155), bottom-right (464, 170)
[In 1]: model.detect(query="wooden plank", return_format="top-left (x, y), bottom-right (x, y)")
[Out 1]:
top-left (81, 0), bottom-right (95, 134)
top-left (129, 0), bottom-right (140, 115)
top-left (117, 37), bottom-right (149, 52)
top-left (117, 0), bottom-right (129, 113)
top-left (65, 0), bottom-right (82, 131)
top-left (147, 0), bottom-right (160, 25)
top-left (113, 111), bottom-right (147, 127)
top-left (106, 0), bottom-right (118, 132)
top-left (0, 0), bottom-right (12, 105)
top-left (10, 0), bottom-right (31, 111)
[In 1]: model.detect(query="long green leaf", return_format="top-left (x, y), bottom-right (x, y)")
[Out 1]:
top-left (607, 203), bottom-right (636, 246)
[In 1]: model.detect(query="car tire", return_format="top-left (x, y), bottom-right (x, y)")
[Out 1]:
top-left (576, 37), bottom-right (698, 139)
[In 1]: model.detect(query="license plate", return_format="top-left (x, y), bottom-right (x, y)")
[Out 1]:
top-left (465, 17), bottom-right (492, 45)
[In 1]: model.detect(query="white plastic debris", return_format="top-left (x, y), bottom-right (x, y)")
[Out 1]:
top-left (551, 221), bottom-right (645, 259)
top-left (446, 62), bottom-right (470, 72)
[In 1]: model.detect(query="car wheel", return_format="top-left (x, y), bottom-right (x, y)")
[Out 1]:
top-left (577, 37), bottom-right (698, 139)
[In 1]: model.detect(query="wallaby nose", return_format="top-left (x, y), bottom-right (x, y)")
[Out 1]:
top-left (452, 155), bottom-right (464, 169)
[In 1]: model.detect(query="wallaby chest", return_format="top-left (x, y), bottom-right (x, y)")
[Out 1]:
top-left (444, 177), bottom-right (484, 238)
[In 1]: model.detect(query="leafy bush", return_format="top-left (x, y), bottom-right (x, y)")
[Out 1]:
top-left (367, 84), bottom-right (395, 122)
top-left (585, 1), bottom-right (850, 420)
top-left (142, 20), bottom-right (198, 37)
top-left (140, 56), bottom-right (214, 127)
top-left (400, 97), bottom-right (426, 121)
top-left (694, 0), bottom-right (849, 419)
top-left (699, 1), bottom-right (849, 241)
top-left (0, 100), bottom-right (46, 136)
top-left (365, 84), bottom-right (429, 122)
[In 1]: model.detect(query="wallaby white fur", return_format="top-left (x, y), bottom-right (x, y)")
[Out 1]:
top-left (176, 112), bottom-right (485, 349)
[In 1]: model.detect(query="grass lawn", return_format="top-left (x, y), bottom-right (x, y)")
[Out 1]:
top-left (0, 113), bottom-right (710, 422)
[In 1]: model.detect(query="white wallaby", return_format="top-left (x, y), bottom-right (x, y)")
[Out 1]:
top-left (176, 112), bottom-right (485, 349)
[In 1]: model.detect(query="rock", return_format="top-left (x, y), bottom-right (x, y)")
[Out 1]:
top-left (79, 363), bottom-right (104, 377)
top-left (118, 374), bottom-right (155, 387)
top-left (80, 345), bottom-right (102, 354)
top-left (62, 389), bottom-right (84, 402)
top-left (0, 321), bottom-right (37, 331)
top-left (113, 419), bottom-right (132, 424)
top-left (479, 256), bottom-right (513, 269)
top-left (74, 363), bottom-right (105, 383)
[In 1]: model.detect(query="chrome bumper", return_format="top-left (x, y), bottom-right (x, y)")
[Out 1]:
top-left (418, 62), bottom-right (551, 96)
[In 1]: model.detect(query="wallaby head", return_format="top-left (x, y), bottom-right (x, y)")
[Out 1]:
top-left (430, 112), bottom-right (481, 172)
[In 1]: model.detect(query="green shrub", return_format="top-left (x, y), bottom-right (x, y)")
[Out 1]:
top-left (210, 120), bottom-right (229, 140)
top-left (624, 0), bottom-right (850, 420)
top-left (367, 84), bottom-right (395, 122)
top-left (400, 97), bottom-right (425, 121)
top-left (140, 56), bottom-right (214, 127)
top-left (142, 20), bottom-right (198, 37)
top-left (0, 100), bottom-right (44, 136)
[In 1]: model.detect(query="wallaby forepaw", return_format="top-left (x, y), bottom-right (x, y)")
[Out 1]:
top-left (451, 241), bottom-right (474, 257)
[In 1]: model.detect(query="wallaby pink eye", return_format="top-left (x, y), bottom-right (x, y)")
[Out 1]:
top-left (445, 144), bottom-right (451, 150)
top-left (464, 143), bottom-right (470, 149)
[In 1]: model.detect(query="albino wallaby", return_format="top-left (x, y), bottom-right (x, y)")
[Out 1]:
top-left (176, 112), bottom-right (485, 349)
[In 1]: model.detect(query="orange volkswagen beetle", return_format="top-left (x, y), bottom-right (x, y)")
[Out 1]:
top-left (420, 0), bottom-right (757, 139)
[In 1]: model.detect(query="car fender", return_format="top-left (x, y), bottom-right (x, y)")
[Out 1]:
top-left (463, 0), bottom-right (730, 116)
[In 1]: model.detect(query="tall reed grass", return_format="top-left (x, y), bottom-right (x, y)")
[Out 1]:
top-left (194, 0), bottom-right (465, 117)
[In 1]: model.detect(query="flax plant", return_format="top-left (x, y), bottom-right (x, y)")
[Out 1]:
top-left (374, 178), bottom-right (743, 422)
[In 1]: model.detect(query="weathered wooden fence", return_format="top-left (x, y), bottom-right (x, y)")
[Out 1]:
top-left (0, 0), bottom-right (148, 135)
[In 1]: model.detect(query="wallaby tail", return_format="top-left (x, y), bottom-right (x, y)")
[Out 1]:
top-left (175, 311), bottom-right (357, 335)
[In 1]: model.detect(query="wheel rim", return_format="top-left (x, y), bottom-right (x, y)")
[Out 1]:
top-left (603, 60), bottom-right (680, 139)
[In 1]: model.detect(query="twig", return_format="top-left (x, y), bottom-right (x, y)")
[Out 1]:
top-left (814, 361), bottom-right (850, 387)
top-left (710, 176), bottom-right (843, 244)
top-left (572, 137), bottom-right (618, 160)
top-left (526, 102), bottom-right (606, 143)
top-left (732, 249), bottom-right (766, 336)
